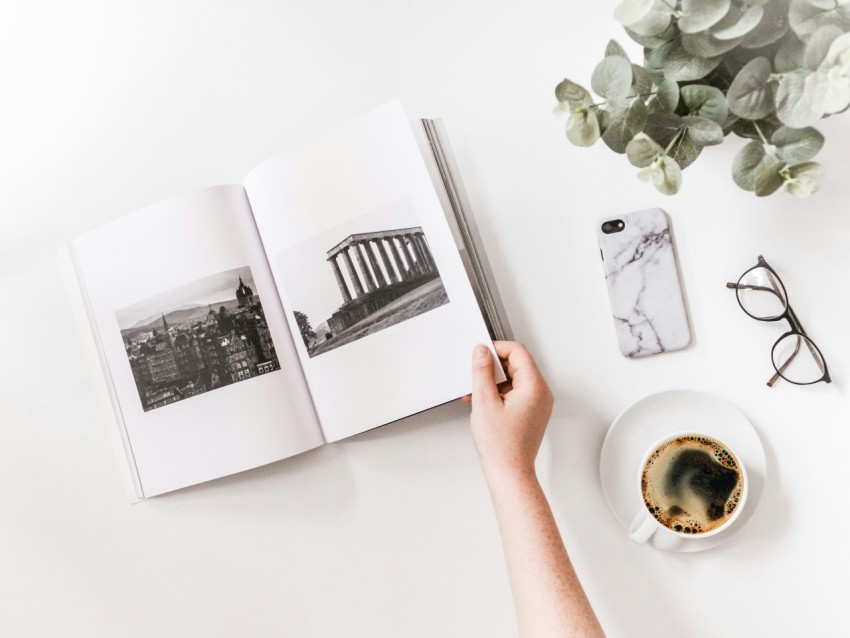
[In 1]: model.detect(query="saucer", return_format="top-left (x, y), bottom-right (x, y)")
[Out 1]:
top-left (599, 390), bottom-right (766, 553)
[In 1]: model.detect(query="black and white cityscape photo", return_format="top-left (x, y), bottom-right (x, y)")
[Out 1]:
top-left (116, 266), bottom-right (280, 412)
top-left (280, 202), bottom-right (449, 358)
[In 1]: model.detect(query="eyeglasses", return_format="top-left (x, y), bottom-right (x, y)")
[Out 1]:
top-left (726, 255), bottom-right (830, 387)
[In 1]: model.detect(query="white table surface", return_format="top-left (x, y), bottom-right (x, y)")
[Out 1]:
top-left (2, 2), bottom-right (848, 636)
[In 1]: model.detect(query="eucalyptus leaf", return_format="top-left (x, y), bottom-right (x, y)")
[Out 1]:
top-left (655, 156), bottom-right (683, 194)
top-left (772, 125), bottom-right (825, 162)
top-left (626, 132), bottom-right (664, 167)
top-left (629, 7), bottom-right (674, 36)
top-left (606, 39), bottom-right (630, 61)
top-left (774, 69), bottom-right (827, 127)
top-left (681, 84), bottom-right (729, 123)
top-left (614, 0), bottom-right (657, 26)
top-left (682, 30), bottom-right (745, 57)
top-left (755, 161), bottom-right (787, 196)
top-left (785, 161), bottom-right (822, 196)
top-left (667, 131), bottom-right (702, 169)
top-left (822, 32), bottom-right (850, 73)
top-left (566, 109), bottom-right (601, 146)
top-left (732, 117), bottom-right (782, 140)
top-left (820, 32), bottom-right (850, 111)
top-left (625, 22), bottom-right (679, 48)
top-left (789, 0), bottom-right (850, 40)
top-left (656, 78), bottom-right (681, 112)
top-left (804, 25), bottom-right (844, 69)
top-left (804, 68), bottom-right (831, 113)
top-left (727, 57), bottom-right (775, 119)
top-left (597, 108), bottom-right (612, 134)
top-left (647, 97), bottom-right (667, 115)
top-left (602, 99), bottom-right (649, 153)
top-left (775, 32), bottom-right (807, 72)
top-left (591, 56), bottom-right (634, 101)
top-left (821, 71), bottom-right (850, 112)
top-left (712, 4), bottom-right (765, 40)
top-left (646, 37), bottom-right (722, 81)
top-left (678, 0), bottom-right (731, 34)
top-left (638, 155), bottom-right (682, 194)
top-left (552, 101), bottom-right (571, 122)
top-left (682, 115), bottom-right (725, 146)
top-left (631, 64), bottom-right (654, 95)
top-left (732, 141), bottom-right (769, 190)
top-left (555, 78), bottom-right (592, 106)
top-left (742, 0), bottom-right (791, 48)
top-left (645, 112), bottom-right (683, 146)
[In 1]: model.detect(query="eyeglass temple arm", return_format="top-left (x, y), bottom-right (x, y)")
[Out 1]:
top-left (768, 340), bottom-right (800, 387)
top-left (725, 282), bottom-right (783, 299)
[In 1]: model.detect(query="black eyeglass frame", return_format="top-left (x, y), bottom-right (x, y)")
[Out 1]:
top-left (726, 255), bottom-right (831, 387)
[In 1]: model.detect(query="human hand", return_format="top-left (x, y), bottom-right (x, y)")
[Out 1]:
top-left (463, 341), bottom-right (554, 481)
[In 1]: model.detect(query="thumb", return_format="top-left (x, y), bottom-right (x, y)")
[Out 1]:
top-left (471, 344), bottom-right (501, 408)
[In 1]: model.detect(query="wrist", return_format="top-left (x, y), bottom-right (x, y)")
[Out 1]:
top-left (480, 459), bottom-right (539, 491)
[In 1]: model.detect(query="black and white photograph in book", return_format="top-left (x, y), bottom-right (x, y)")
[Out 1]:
top-left (116, 266), bottom-right (280, 412)
top-left (279, 200), bottom-right (449, 357)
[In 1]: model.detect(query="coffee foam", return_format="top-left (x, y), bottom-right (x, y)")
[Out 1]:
top-left (641, 435), bottom-right (744, 535)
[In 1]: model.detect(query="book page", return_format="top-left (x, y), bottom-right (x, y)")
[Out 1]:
top-left (244, 102), bottom-right (502, 442)
top-left (72, 185), bottom-right (323, 497)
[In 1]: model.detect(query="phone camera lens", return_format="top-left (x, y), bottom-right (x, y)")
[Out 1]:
top-left (601, 220), bottom-right (624, 234)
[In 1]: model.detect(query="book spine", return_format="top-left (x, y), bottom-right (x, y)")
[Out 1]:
top-left (60, 245), bottom-right (145, 500)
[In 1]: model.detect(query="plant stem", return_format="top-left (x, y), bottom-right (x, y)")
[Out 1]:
top-left (664, 129), bottom-right (684, 154)
top-left (753, 122), bottom-right (769, 145)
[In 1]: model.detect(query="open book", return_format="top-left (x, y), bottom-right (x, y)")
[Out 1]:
top-left (64, 102), bottom-right (510, 498)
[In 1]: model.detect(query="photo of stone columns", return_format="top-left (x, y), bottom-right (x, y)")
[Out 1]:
top-left (280, 203), bottom-right (449, 358)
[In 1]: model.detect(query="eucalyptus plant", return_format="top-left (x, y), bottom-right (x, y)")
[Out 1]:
top-left (554, 0), bottom-right (850, 197)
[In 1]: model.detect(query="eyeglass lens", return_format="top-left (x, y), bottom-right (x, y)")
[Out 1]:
top-left (772, 333), bottom-right (827, 385)
top-left (737, 266), bottom-right (787, 320)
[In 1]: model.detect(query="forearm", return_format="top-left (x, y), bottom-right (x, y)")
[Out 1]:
top-left (484, 467), bottom-right (604, 638)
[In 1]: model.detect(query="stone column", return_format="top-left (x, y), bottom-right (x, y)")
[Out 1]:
top-left (419, 233), bottom-right (436, 271)
top-left (388, 236), bottom-right (413, 280)
top-left (352, 242), bottom-right (376, 292)
top-left (414, 234), bottom-right (433, 272)
top-left (328, 255), bottom-right (352, 302)
top-left (341, 247), bottom-right (364, 297)
top-left (375, 238), bottom-right (401, 284)
top-left (404, 234), bottom-right (424, 276)
top-left (364, 240), bottom-right (387, 287)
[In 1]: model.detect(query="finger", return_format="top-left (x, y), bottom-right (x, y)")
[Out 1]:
top-left (493, 341), bottom-right (543, 390)
top-left (461, 394), bottom-right (471, 403)
top-left (471, 344), bottom-right (501, 408)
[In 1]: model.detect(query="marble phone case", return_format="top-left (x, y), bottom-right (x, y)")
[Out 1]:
top-left (596, 208), bottom-right (691, 358)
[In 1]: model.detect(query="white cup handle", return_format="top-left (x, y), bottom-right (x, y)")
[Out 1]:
top-left (629, 509), bottom-right (657, 544)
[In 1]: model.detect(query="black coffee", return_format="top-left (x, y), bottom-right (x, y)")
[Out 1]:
top-left (641, 434), bottom-right (744, 535)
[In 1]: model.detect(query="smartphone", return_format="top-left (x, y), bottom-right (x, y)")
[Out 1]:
top-left (596, 208), bottom-right (691, 358)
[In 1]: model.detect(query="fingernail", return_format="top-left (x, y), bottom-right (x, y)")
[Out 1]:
top-left (474, 344), bottom-right (488, 359)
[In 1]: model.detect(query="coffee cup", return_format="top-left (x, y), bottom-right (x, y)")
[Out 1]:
top-left (629, 432), bottom-right (748, 545)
